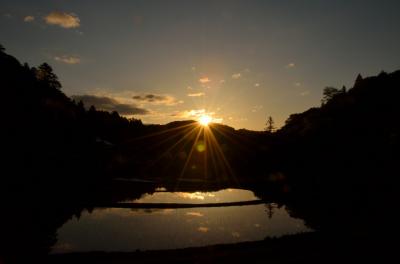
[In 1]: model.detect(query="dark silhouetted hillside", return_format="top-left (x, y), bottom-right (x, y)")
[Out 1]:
top-left (270, 70), bottom-right (400, 234)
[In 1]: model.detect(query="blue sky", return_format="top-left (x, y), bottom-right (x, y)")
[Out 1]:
top-left (1, 0), bottom-right (400, 130)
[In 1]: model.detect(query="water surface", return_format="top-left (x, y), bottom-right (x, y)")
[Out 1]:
top-left (52, 189), bottom-right (311, 253)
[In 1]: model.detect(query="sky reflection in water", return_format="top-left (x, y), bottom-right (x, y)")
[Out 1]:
top-left (52, 189), bottom-right (311, 253)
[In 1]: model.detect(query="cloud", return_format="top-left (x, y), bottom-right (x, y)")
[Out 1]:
top-left (251, 105), bottom-right (263, 113)
top-left (187, 92), bottom-right (205, 97)
top-left (176, 192), bottom-right (207, 200)
top-left (172, 109), bottom-right (206, 119)
top-left (54, 55), bottom-right (80, 64)
top-left (232, 73), bottom-right (241, 79)
top-left (294, 82), bottom-right (301, 87)
top-left (186, 212), bottom-right (204, 217)
top-left (198, 227), bottom-right (209, 233)
top-left (24, 16), bottom-right (34, 22)
top-left (285, 63), bottom-right (295, 68)
top-left (300, 90), bottom-right (310, 96)
top-left (44, 11), bottom-right (80, 28)
top-left (172, 109), bottom-right (223, 123)
top-left (254, 83), bottom-right (260, 87)
top-left (199, 77), bottom-right (210, 84)
top-left (132, 94), bottom-right (181, 106)
top-left (231, 232), bottom-right (241, 238)
top-left (71, 95), bottom-right (149, 115)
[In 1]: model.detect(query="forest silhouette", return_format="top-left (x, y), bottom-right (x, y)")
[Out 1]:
top-left (1, 44), bottom-right (399, 263)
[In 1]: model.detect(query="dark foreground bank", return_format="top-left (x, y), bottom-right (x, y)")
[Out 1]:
top-left (47, 232), bottom-right (394, 264)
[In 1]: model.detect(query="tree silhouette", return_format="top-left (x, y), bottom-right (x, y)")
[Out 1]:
top-left (265, 116), bottom-right (275, 133)
top-left (321, 87), bottom-right (340, 105)
top-left (355, 73), bottom-right (363, 85)
top-left (36, 63), bottom-right (61, 90)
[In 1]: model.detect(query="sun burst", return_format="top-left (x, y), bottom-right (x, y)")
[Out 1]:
top-left (198, 114), bottom-right (212, 126)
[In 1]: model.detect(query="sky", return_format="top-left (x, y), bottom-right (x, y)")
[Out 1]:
top-left (1, 0), bottom-right (400, 130)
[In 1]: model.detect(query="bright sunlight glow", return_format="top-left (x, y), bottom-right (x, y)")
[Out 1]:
top-left (198, 114), bottom-right (212, 126)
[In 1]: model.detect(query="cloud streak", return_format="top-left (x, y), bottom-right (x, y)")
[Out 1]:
top-left (187, 92), bottom-right (205, 97)
top-left (285, 62), bottom-right (295, 68)
top-left (300, 90), bottom-right (310, 96)
top-left (24, 16), bottom-right (34, 22)
top-left (199, 77), bottom-right (211, 84)
top-left (251, 105), bottom-right (263, 113)
top-left (44, 11), bottom-right (80, 28)
top-left (54, 55), bottom-right (80, 64)
top-left (132, 94), bottom-right (182, 106)
top-left (172, 109), bottom-right (206, 119)
top-left (232, 73), bottom-right (241, 79)
top-left (186, 212), bottom-right (204, 217)
top-left (71, 95), bottom-right (149, 115)
top-left (172, 109), bottom-right (223, 123)
top-left (198, 227), bottom-right (209, 233)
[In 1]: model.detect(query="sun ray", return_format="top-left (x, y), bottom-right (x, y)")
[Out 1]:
top-left (158, 125), bottom-right (203, 174)
top-left (174, 126), bottom-right (204, 190)
top-left (204, 125), bottom-right (239, 185)
top-left (125, 122), bottom-right (195, 143)
top-left (148, 124), bottom-right (200, 168)
top-left (204, 127), bottom-right (220, 180)
top-left (146, 123), bottom-right (196, 152)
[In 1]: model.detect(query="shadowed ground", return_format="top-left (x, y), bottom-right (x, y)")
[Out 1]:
top-left (46, 232), bottom-right (394, 264)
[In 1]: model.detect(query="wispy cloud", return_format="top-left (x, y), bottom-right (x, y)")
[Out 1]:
top-left (172, 109), bottom-right (223, 123)
top-left (176, 192), bottom-right (209, 200)
top-left (285, 62), bottom-right (295, 68)
top-left (198, 227), bottom-right (209, 233)
top-left (172, 109), bottom-right (206, 119)
top-left (186, 212), bottom-right (204, 217)
top-left (231, 232), bottom-right (241, 238)
top-left (187, 92), bottom-right (205, 97)
top-left (300, 90), bottom-right (310, 96)
top-left (232, 73), bottom-right (241, 79)
top-left (44, 11), bottom-right (80, 28)
top-left (199, 77), bottom-right (211, 84)
top-left (54, 55), bottom-right (80, 64)
top-left (251, 105), bottom-right (263, 113)
top-left (132, 94), bottom-right (182, 106)
top-left (71, 95), bottom-right (149, 115)
top-left (23, 15), bottom-right (34, 22)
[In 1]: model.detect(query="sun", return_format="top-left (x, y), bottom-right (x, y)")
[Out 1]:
top-left (198, 114), bottom-right (212, 126)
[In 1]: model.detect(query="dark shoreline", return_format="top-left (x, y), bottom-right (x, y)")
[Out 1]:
top-left (46, 232), bottom-right (394, 264)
